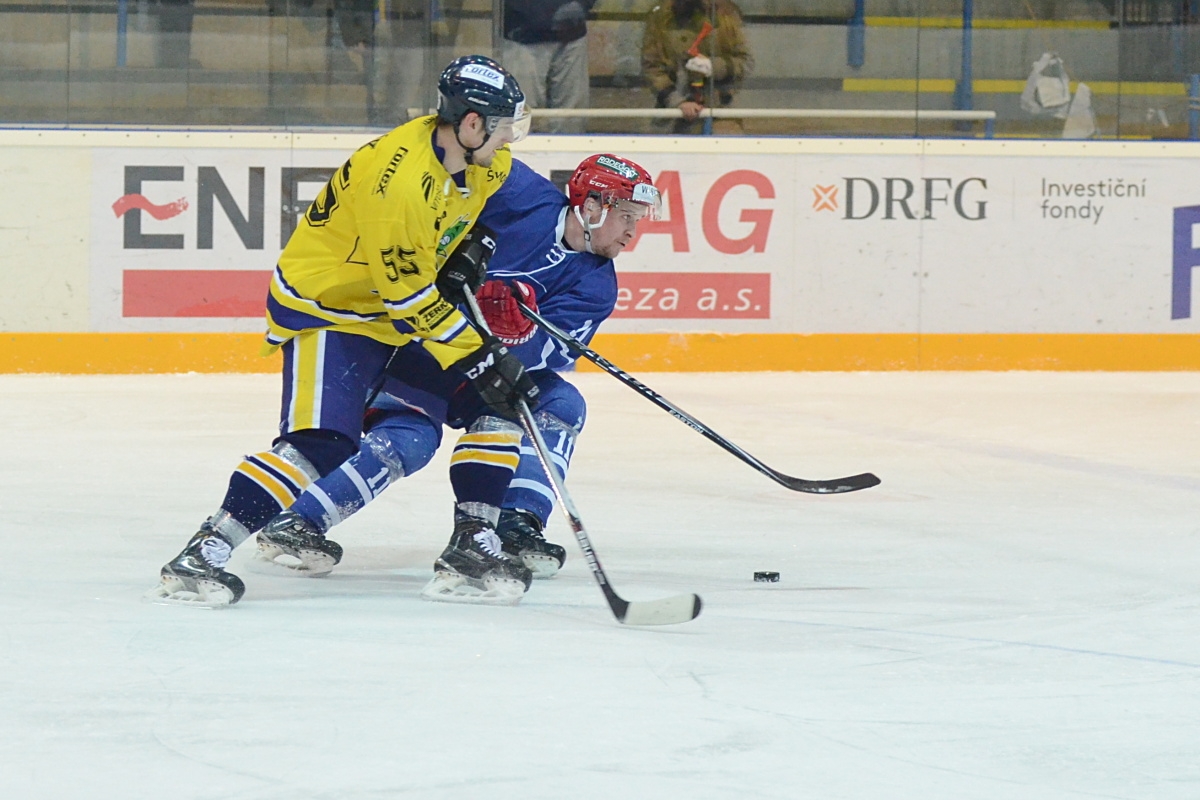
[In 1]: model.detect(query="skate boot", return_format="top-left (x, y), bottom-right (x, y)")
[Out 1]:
top-left (421, 513), bottom-right (533, 605)
top-left (145, 525), bottom-right (245, 608)
top-left (496, 508), bottom-right (566, 579)
top-left (253, 510), bottom-right (343, 576)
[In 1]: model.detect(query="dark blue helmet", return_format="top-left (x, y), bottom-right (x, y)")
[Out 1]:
top-left (436, 55), bottom-right (529, 139)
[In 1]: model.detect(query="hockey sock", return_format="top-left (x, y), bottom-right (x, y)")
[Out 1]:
top-left (502, 410), bottom-right (579, 523)
top-left (449, 416), bottom-right (522, 525)
top-left (288, 413), bottom-right (440, 532)
top-left (216, 438), bottom-right (330, 540)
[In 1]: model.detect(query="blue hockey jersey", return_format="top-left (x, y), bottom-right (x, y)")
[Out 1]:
top-left (477, 158), bottom-right (617, 371)
top-left (375, 158), bottom-right (619, 419)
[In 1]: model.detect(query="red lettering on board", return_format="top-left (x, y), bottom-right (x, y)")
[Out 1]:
top-left (702, 170), bottom-right (774, 254)
top-left (123, 269), bottom-right (270, 317)
top-left (613, 272), bottom-right (770, 319)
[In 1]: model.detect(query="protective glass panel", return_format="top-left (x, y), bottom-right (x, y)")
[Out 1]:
top-left (0, 0), bottom-right (1197, 140)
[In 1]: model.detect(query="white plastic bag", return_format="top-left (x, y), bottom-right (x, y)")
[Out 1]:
top-left (1062, 82), bottom-right (1096, 139)
top-left (1020, 52), bottom-right (1072, 119)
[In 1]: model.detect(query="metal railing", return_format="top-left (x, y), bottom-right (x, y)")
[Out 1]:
top-left (526, 107), bottom-right (999, 138)
top-left (407, 106), bottom-right (997, 136)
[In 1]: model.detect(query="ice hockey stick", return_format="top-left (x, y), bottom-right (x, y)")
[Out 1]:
top-left (463, 292), bottom-right (702, 626)
top-left (518, 301), bottom-right (880, 495)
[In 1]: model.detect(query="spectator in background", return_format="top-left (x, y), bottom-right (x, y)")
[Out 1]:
top-left (331, 0), bottom-right (382, 123)
top-left (502, 0), bottom-right (597, 134)
top-left (334, 0), bottom-right (376, 59)
top-left (155, 0), bottom-right (196, 70)
top-left (642, 0), bottom-right (753, 135)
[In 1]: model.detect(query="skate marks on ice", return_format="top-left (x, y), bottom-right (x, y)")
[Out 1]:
top-left (139, 543), bottom-right (664, 618)
top-left (9, 373), bottom-right (1200, 798)
top-left (826, 414), bottom-right (1200, 496)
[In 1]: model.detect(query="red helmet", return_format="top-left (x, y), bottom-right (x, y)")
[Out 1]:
top-left (567, 154), bottom-right (662, 220)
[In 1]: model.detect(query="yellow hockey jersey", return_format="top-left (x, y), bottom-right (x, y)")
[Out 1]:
top-left (265, 115), bottom-right (511, 368)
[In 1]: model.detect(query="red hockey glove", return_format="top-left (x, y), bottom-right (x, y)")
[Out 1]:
top-left (476, 280), bottom-right (538, 345)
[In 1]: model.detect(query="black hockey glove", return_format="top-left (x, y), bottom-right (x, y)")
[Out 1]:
top-left (454, 337), bottom-right (540, 419)
top-left (436, 223), bottom-right (497, 305)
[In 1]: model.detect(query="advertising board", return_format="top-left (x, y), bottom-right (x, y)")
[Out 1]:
top-left (3, 131), bottom-right (1199, 371)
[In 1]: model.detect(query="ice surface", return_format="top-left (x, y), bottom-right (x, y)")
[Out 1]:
top-left (2, 371), bottom-right (1199, 799)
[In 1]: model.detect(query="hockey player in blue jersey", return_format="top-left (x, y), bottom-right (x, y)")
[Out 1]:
top-left (252, 153), bottom-right (662, 604)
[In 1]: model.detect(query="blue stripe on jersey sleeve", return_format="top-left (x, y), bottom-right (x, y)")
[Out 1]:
top-left (390, 316), bottom-right (417, 335)
top-left (267, 293), bottom-right (338, 334)
top-left (270, 267), bottom-right (384, 328)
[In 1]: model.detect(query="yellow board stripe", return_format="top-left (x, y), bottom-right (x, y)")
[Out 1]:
top-left (0, 333), bottom-right (275, 374)
top-left (1081, 81), bottom-right (1188, 96)
top-left (843, 78), bottom-right (957, 93)
top-left (3, 332), bottom-right (1200, 372)
top-left (578, 333), bottom-right (1200, 372)
top-left (235, 461), bottom-right (296, 508)
top-left (843, 78), bottom-right (1185, 96)
top-left (864, 16), bottom-right (1111, 30)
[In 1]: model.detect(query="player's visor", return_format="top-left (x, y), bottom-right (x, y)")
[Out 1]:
top-left (485, 108), bottom-right (531, 143)
top-left (614, 183), bottom-right (662, 221)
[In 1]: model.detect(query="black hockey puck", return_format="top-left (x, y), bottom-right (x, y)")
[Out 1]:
top-left (754, 571), bottom-right (780, 583)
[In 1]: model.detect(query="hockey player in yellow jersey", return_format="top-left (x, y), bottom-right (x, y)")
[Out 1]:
top-left (267, 112), bottom-right (495, 365)
top-left (147, 55), bottom-right (541, 608)
top-left (266, 59), bottom-right (525, 365)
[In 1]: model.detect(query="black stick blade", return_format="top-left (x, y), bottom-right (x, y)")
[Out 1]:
top-left (778, 472), bottom-right (881, 495)
top-left (619, 593), bottom-right (703, 626)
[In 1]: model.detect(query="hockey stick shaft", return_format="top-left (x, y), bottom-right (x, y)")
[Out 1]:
top-left (513, 397), bottom-right (627, 616)
top-left (462, 292), bottom-right (699, 625)
top-left (518, 302), bottom-right (879, 495)
top-left (365, 346), bottom-right (400, 410)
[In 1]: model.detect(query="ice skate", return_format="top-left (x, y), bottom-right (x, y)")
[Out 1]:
top-left (496, 508), bottom-right (565, 578)
top-left (421, 513), bottom-right (533, 605)
top-left (253, 510), bottom-right (343, 577)
top-left (145, 525), bottom-right (245, 608)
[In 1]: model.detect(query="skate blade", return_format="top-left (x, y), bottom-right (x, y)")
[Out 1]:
top-left (522, 553), bottom-right (562, 579)
top-left (249, 544), bottom-right (336, 577)
top-left (419, 572), bottom-right (526, 606)
top-left (143, 577), bottom-right (235, 609)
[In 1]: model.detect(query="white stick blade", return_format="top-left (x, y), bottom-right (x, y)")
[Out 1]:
top-left (620, 593), bottom-right (702, 626)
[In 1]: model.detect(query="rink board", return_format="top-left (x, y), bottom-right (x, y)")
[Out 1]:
top-left (2, 130), bottom-right (1199, 371)
top-left (5, 332), bottom-right (1200, 373)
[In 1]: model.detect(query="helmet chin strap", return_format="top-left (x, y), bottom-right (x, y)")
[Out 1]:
top-left (453, 120), bottom-right (492, 166)
top-left (572, 204), bottom-right (609, 254)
